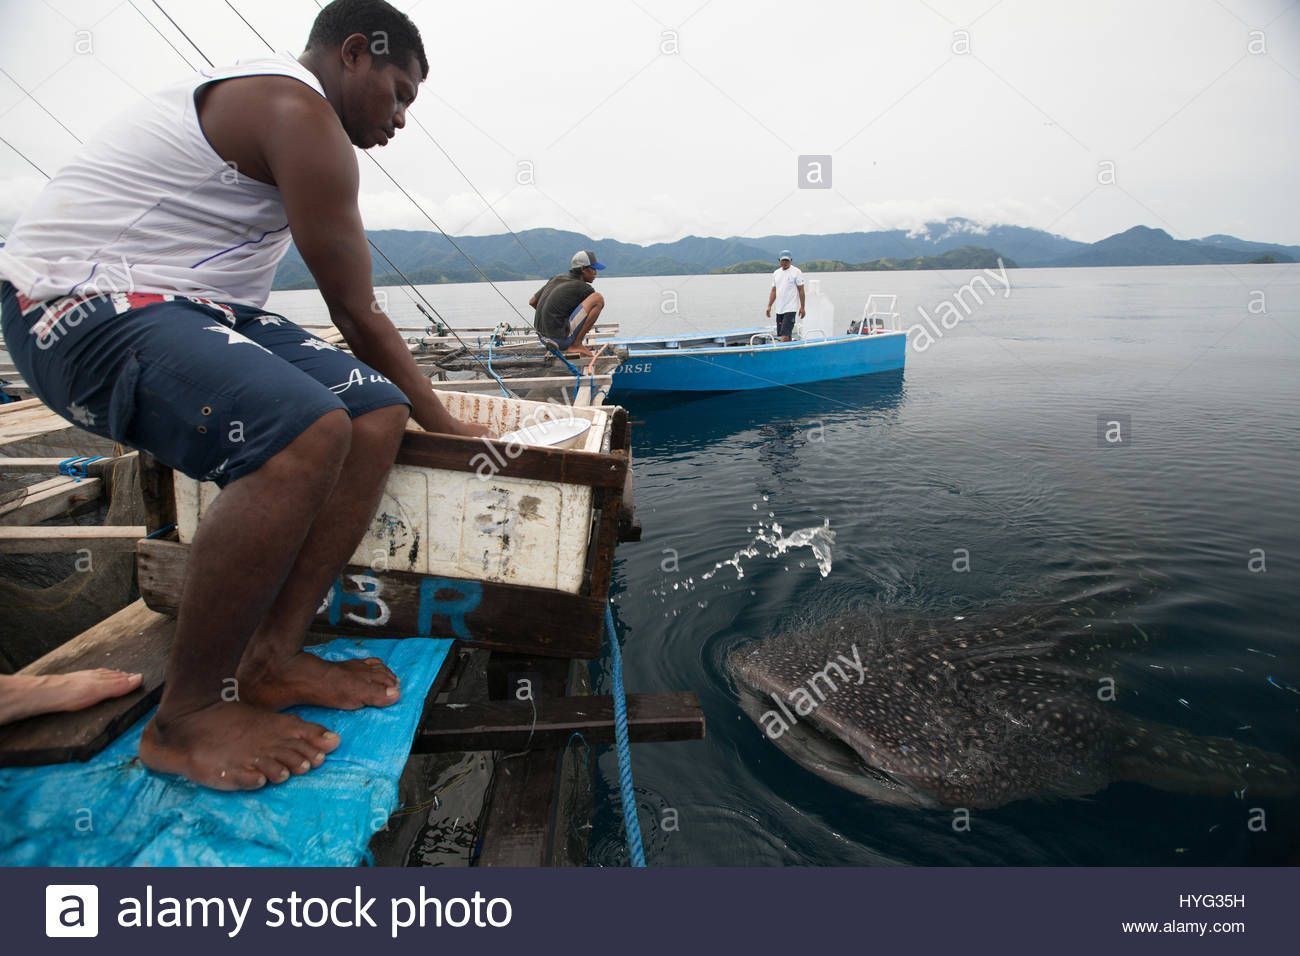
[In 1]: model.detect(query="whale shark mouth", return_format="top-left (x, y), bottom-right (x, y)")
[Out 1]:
top-left (733, 679), bottom-right (935, 808)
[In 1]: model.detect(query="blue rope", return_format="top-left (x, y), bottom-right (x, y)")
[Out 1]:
top-left (58, 455), bottom-right (104, 482)
top-left (604, 602), bottom-right (646, 867)
top-left (539, 339), bottom-right (586, 403)
top-left (145, 522), bottom-right (176, 539)
top-left (483, 339), bottom-right (512, 398)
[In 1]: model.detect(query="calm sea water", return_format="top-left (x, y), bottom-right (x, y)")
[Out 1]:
top-left (279, 264), bottom-right (1300, 866)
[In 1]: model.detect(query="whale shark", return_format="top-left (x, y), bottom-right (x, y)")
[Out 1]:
top-left (727, 607), bottom-right (1298, 809)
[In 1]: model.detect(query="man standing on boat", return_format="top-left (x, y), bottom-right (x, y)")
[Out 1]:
top-left (530, 250), bottom-right (606, 357)
top-left (766, 251), bottom-right (805, 342)
top-left (0, 0), bottom-right (488, 791)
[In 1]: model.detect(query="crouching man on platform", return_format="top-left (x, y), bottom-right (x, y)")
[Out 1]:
top-left (530, 250), bottom-right (607, 357)
top-left (0, 0), bottom-right (487, 790)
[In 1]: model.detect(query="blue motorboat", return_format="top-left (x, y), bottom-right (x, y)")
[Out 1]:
top-left (608, 293), bottom-right (907, 395)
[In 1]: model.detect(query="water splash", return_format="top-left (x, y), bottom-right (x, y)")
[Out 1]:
top-left (702, 516), bottom-right (836, 581)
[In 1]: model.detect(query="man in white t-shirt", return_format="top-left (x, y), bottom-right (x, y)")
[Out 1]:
top-left (765, 250), bottom-right (805, 341)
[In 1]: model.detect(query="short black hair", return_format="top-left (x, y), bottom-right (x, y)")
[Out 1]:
top-left (307, 0), bottom-right (428, 79)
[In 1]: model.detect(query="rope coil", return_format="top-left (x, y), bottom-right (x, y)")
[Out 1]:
top-left (57, 456), bottom-right (104, 482)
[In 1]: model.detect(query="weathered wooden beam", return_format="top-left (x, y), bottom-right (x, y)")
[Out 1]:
top-left (137, 539), bottom-right (605, 659)
top-left (576, 408), bottom-right (627, 595)
top-left (396, 429), bottom-right (627, 489)
top-left (0, 475), bottom-right (102, 525)
top-left (0, 453), bottom-right (132, 474)
top-left (422, 356), bottom-right (609, 374)
top-left (396, 324), bottom-right (620, 347)
top-left (607, 405), bottom-right (630, 454)
top-left (414, 692), bottom-right (704, 752)
top-left (0, 600), bottom-right (174, 767)
top-left (0, 397), bottom-right (43, 414)
top-left (475, 747), bottom-right (563, 866)
top-left (429, 374), bottom-right (614, 395)
top-left (137, 452), bottom-right (176, 535)
top-left (0, 525), bottom-right (146, 553)
top-left (606, 406), bottom-right (642, 542)
top-left (475, 657), bottom-right (571, 867)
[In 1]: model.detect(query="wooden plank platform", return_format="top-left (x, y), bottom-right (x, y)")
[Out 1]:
top-left (0, 399), bottom-right (76, 447)
top-left (0, 475), bottom-right (102, 525)
top-left (138, 538), bottom-right (607, 659)
top-left (414, 692), bottom-right (704, 752)
top-left (0, 525), bottom-right (146, 553)
top-left (0, 398), bottom-right (115, 458)
top-left (0, 600), bottom-right (174, 767)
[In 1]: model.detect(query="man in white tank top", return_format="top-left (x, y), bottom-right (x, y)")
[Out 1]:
top-left (0, 0), bottom-right (488, 791)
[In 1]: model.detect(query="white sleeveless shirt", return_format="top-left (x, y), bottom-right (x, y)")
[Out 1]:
top-left (0, 54), bottom-right (324, 308)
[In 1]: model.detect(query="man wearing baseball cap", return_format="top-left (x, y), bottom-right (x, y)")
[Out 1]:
top-left (529, 249), bottom-right (606, 356)
top-left (765, 250), bottom-right (805, 342)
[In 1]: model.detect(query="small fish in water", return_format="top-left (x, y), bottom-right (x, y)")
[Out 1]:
top-left (727, 607), bottom-right (1298, 810)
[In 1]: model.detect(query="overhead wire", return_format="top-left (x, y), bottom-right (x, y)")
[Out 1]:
top-left (149, 0), bottom-right (214, 67)
top-left (127, 0), bottom-right (199, 70)
top-left (0, 67), bottom-right (83, 144)
top-left (0, 132), bottom-right (51, 179)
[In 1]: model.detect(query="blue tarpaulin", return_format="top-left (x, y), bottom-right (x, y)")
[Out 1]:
top-left (0, 637), bottom-right (452, 866)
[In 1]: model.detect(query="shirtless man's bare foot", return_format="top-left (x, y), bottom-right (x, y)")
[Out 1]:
top-left (0, 670), bottom-right (143, 725)
top-left (236, 650), bottom-right (400, 711)
top-left (139, 701), bottom-right (340, 790)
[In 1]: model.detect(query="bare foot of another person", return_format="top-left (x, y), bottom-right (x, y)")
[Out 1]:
top-left (138, 701), bottom-right (339, 790)
top-left (0, 670), bottom-right (143, 725)
top-left (237, 651), bottom-right (400, 711)
top-left (566, 345), bottom-right (595, 358)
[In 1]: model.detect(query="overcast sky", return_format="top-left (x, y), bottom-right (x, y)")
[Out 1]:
top-left (2, 0), bottom-right (1298, 246)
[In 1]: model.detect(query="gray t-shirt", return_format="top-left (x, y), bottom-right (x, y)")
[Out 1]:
top-left (533, 271), bottom-right (594, 339)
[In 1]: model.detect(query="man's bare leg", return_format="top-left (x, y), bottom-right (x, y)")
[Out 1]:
top-left (138, 410), bottom-right (352, 790)
top-left (236, 404), bottom-right (409, 711)
top-left (565, 292), bottom-right (605, 357)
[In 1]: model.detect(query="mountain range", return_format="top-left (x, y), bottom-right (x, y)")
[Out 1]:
top-left (270, 219), bottom-right (1297, 289)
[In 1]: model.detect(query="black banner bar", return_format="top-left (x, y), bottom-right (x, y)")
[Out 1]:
top-left (6, 867), bottom-right (1291, 954)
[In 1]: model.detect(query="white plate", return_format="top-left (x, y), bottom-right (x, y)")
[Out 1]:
top-left (498, 417), bottom-right (592, 449)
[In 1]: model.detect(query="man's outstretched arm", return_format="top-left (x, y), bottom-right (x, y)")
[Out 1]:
top-left (261, 90), bottom-right (483, 436)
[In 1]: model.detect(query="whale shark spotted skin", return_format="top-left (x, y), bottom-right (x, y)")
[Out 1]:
top-left (727, 609), bottom-right (1298, 809)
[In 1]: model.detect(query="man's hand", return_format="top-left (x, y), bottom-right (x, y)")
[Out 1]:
top-left (452, 420), bottom-right (493, 439)
top-left (406, 414), bottom-right (493, 439)
top-left (765, 306), bottom-right (772, 318)
top-left (798, 308), bottom-right (806, 319)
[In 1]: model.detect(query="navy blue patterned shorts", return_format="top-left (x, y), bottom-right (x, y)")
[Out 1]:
top-left (1, 283), bottom-right (410, 487)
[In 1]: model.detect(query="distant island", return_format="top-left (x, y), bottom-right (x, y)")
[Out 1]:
top-left (270, 219), bottom-right (1298, 290)
top-left (713, 246), bottom-right (1016, 274)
